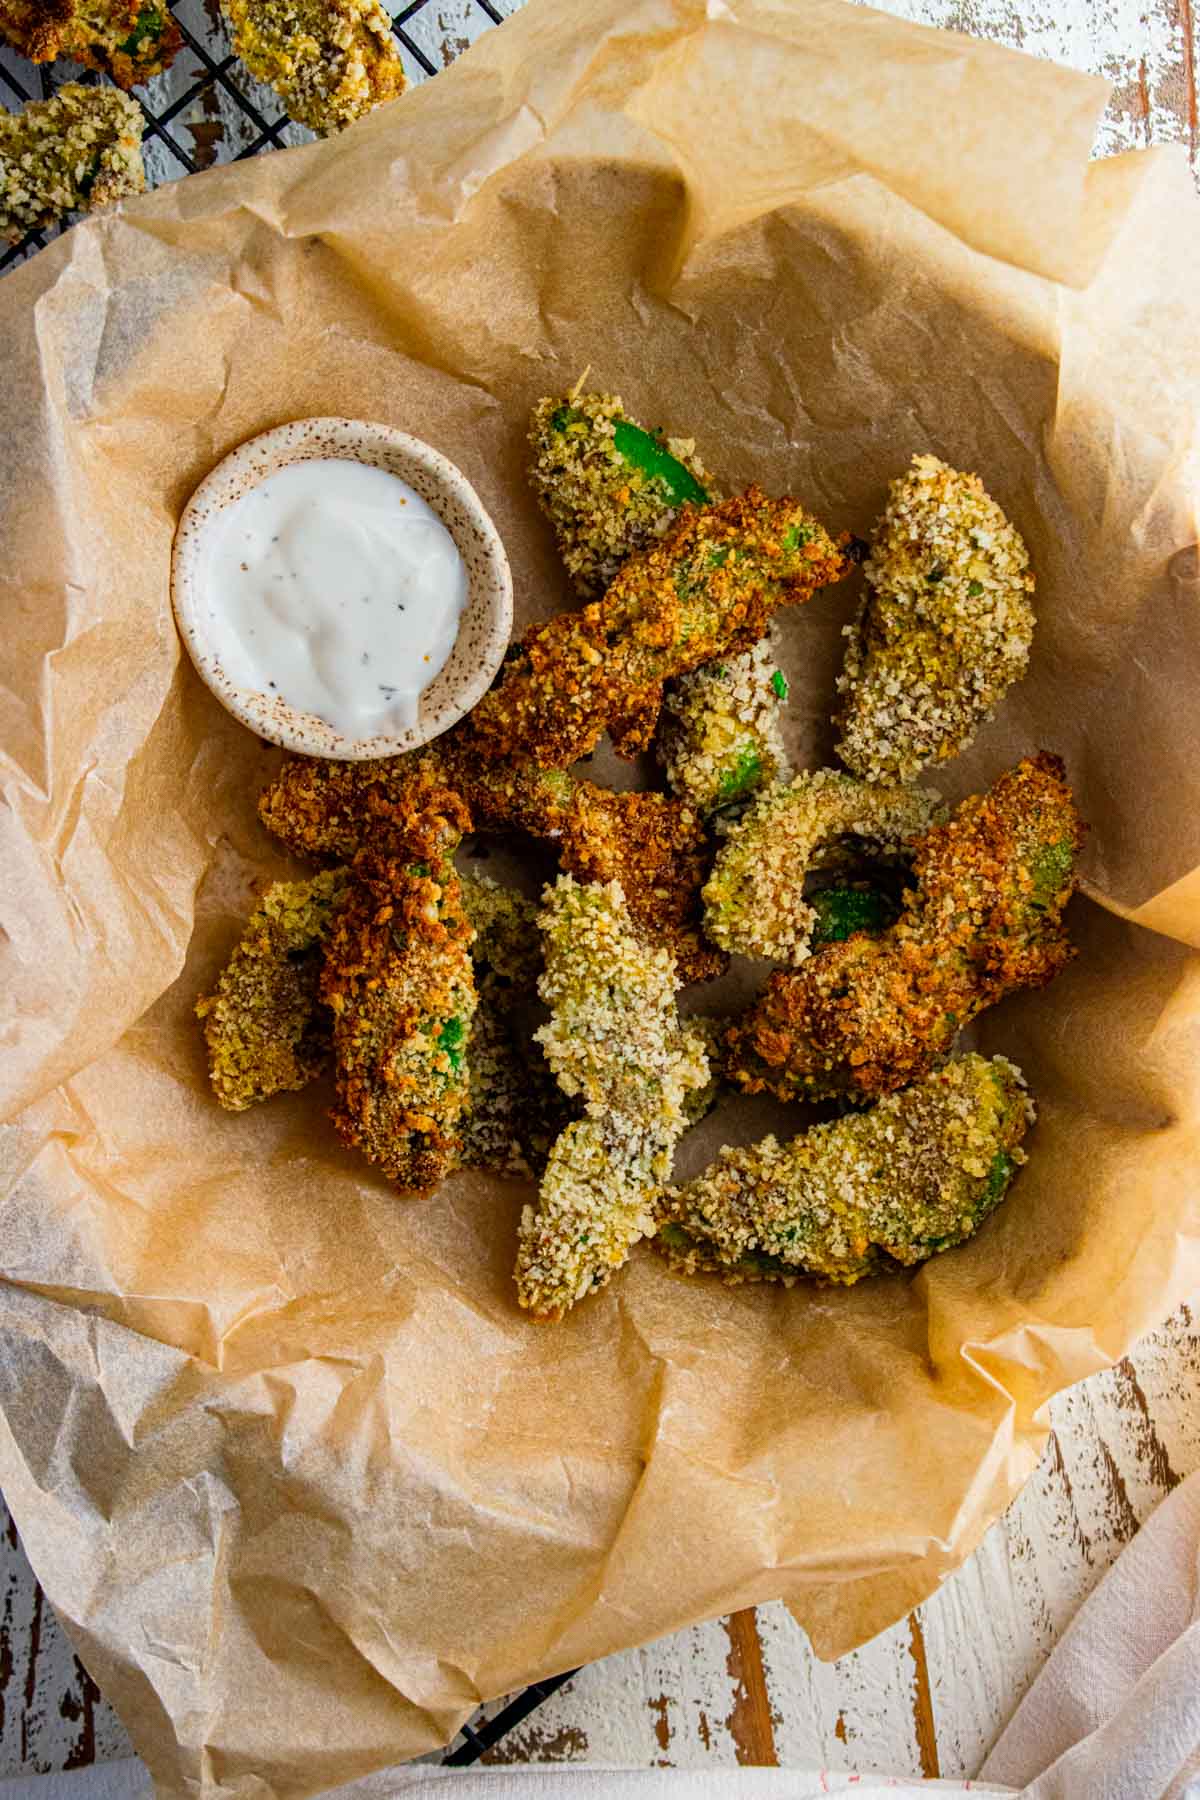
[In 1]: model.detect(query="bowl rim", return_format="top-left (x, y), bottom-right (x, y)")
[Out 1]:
top-left (170, 416), bottom-right (514, 761)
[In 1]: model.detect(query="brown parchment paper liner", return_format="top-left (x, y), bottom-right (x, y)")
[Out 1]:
top-left (2, 0), bottom-right (1200, 1791)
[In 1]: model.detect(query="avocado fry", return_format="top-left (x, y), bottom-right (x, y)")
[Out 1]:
top-left (516, 877), bottom-right (709, 1320)
top-left (658, 634), bottom-right (792, 816)
top-left (658, 1054), bottom-right (1034, 1285)
top-left (529, 388), bottom-right (714, 600)
top-left (460, 487), bottom-right (853, 769)
top-left (321, 851), bottom-right (477, 1194)
top-left (1, 85), bottom-right (145, 242)
top-left (221, 0), bottom-right (406, 134)
top-left (0, 0), bottom-right (180, 86)
top-left (256, 747), bottom-right (566, 864)
top-left (836, 454), bottom-right (1035, 783)
top-left (725, 753), bottom-right (1084, 1103)
top-left (196, 867), bottom-right (349, 1112)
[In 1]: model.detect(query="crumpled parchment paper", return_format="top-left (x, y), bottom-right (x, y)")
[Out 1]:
top-left (1, 2), bottom-right (1199, 1794)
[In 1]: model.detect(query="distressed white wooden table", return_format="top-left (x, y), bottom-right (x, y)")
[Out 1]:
top-left (2, 0), bottom-right (1199, 1782)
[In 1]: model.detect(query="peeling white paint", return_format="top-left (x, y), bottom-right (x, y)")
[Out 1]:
top-left (857, 0), bottom-right (1198, 170)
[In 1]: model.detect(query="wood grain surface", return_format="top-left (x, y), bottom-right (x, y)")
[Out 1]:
top-left (1, 0), bottom-right (1198, 1782)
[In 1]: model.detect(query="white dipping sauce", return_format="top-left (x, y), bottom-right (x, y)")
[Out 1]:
top-left (198, 458), bottom-right (468, 738)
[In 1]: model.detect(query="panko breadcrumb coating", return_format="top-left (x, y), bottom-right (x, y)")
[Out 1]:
top-left (257, 747), bottom-right (565, 864)
top-left (657, 1054), bottom-right (1033, 1286)
top-left (460, 488), bottom-right (853, 769)
top-left (196, 867), bottom-right (349, 1111)
top-left (836, 455), bottom-right (1035, 782)
top-left (259, 750), bottom-right (722, 980)
top-left (321, 853), bottom-right (477, 1193)
top-left (726, 753), bottom-right (1084, 1103)
top-left (535, 880), bottom-right (707, 1123)
top-left (556, 785), bottom-right (726, 984)
top-left (1, 85), bottom-right (144, 242)
top-left (459, 874), bottom-right (569, 1176)
top-left (459, 872), bottom-right (542, 991)
top-left (461, 996), bottom-right (532, 1177)
top-left (807, 882), bottom-right (900, 947)
top-left (516, 877), bottom-right (709, 1320)
top-left (222, 0), bottom-right (406, 134)
top-left (704, 769), bottom-right (940, 965)
top-left (681, 1013), bottom-right (724, 1126)
top-left (529, 390), bottom-right (714, 599)
top-left (1, 1), bottom-right (181, 85)
top-left (659, 634), bottom-right (792, 816)
top-left (460, 989), bottom-right (570, 1179)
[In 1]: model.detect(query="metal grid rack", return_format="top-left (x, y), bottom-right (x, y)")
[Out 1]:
top-left (0, 0), bottom-right (515, 274)
top-left (1, 0), bottom-right (579, 1773)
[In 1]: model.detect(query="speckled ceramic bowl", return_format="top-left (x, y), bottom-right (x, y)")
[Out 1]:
top-left (171, 417), bottom-right (513, 760)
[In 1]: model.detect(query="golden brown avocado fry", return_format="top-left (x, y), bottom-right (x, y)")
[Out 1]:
top-left (529, 389), bottom-right (715, 600)
top-left (725, 752), bottom-right (1084, 1103)
top-left (258, 750), bottom-right (474, 864)
top-left (658, 634), bottom-right (792, 817)
top-left (658, 1054), bottom-right (1033, 1286)
top-left (459, 487), bottom-right (852, 770)
top-left (196, 867), bottom-right (349, 1111)
top-left (1, 85), bottom-right (145, 242)
top-left (259, 751), bottom-right (723, 982)
top-left (321, 852), bottom-right (476, 1194)
top-left (221, 0), bottom-right (406, 134)
top-left (257, 745), bottom-right (571, 863)
top-left (1, 0), bottom-right (180, 85)
top-left (458, 875), bottom-right (571, 1177)
top-left (703, 768), bottom-right (940, 965)
top-left (516, 877), bottom-right (709, 1321)
top-left (556, 786), bottom-right (726, 984)
top-left (836, 454), bottom-right (1035, 783)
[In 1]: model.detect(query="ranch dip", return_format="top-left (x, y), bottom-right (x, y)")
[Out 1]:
top-left (197, 458), bottom-right (468, 738)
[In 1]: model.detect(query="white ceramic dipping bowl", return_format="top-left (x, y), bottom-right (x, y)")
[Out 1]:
top-left (171, 417), bottom-right (513, 760)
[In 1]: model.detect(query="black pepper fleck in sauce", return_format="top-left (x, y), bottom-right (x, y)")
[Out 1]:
top-left (207, 459), bottom-right (466, 740)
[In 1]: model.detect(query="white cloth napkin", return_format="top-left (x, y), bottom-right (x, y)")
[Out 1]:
top-left (980, 1466), bottom-right (1200, 1799)
top-left (4, 1472), bottom-right (1198, 1800)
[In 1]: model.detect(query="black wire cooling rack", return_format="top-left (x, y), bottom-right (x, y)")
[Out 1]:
top-left (1, 0), bottom-right (583, 1769)
top-left (0, 0), bottom-right (514, 274)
